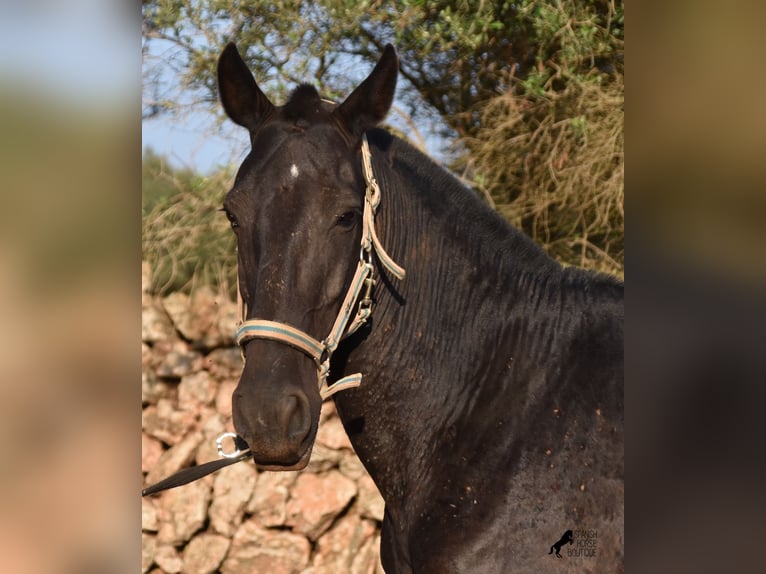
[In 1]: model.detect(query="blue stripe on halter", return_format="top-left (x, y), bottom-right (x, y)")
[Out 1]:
top-left (236, 322), bottom-right (324, 360)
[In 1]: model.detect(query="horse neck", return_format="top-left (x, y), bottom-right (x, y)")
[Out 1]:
top-left (334, 134), bottom-right (566, 500)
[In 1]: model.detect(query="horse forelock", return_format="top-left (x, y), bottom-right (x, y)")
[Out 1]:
top-left (282, 83), bottom-right (327, 126)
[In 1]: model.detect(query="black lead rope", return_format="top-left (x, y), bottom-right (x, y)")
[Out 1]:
top-left (142, 433), bottom-right (252, 497)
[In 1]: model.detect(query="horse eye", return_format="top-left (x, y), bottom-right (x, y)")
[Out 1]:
top-left (336, 211), bottom-right (358, 229)
top-left (222, 209), bottom-right (238, 229)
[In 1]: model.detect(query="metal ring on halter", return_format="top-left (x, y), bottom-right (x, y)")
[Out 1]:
top-left (216, 432), bottom-right (247, 459)
top-left (360, 246), bottom-right (371, 264)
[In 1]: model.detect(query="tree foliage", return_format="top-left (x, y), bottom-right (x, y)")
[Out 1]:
top-left (463, 73), bottom-right (624, 275)
top-left (142, 150), bottom-right (236, 293)
top-left (142, 0), bottom-right (623, 277)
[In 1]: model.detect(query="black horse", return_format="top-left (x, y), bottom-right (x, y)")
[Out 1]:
top-left (217, 42), bottom-right (623, 573)
top-left (549, 529), bottom-right (574, 558)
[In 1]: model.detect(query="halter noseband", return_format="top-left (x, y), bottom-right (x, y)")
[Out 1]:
top-left (235, 134), bottom-right (406, 400)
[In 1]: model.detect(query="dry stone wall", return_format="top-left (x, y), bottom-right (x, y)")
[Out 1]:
top-left (142, 264), bottom-right (385, 574)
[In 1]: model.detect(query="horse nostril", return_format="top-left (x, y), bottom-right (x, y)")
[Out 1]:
top-left (277, 393), bottom-right (311, 443)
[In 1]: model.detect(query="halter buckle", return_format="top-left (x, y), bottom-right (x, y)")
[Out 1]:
top-left (359, 274), bottom-right (375, 309)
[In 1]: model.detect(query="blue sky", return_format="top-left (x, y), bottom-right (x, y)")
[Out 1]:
top-left (142, 109), bottom-right (249, 175)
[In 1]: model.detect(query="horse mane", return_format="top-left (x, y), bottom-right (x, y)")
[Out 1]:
top-left (369, 129), bottom-right (555, 270)
top-left (367, 128), bottom-right (622, 303)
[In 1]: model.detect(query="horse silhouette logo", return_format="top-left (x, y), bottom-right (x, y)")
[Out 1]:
top-left (548, 529), bottom-right (574, 558)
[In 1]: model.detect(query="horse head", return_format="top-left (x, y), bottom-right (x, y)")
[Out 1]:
top-left (217, 42), bottom-right (399, 470)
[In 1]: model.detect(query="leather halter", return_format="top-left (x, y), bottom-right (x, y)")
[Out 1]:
top-left (235, 134), bottom-right (405, 399)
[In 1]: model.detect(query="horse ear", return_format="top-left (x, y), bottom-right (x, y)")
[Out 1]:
top-left (217, 43), bottom-right (274, 131)
top-left (334, 44), bottom-right (398, 140)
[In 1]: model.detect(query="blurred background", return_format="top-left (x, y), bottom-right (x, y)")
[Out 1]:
top-left (0, 1), bottom-right (138, 573)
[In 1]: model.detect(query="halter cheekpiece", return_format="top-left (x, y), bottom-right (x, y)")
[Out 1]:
top-left (235, 134), bottom-right (406, 399)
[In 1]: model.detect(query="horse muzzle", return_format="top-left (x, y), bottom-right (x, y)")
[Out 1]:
top-left (232, 379), bottom-right (319, 471)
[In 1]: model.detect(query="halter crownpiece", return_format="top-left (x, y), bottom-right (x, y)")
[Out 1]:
top-left (235, 134), bottom-right (405, 399)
